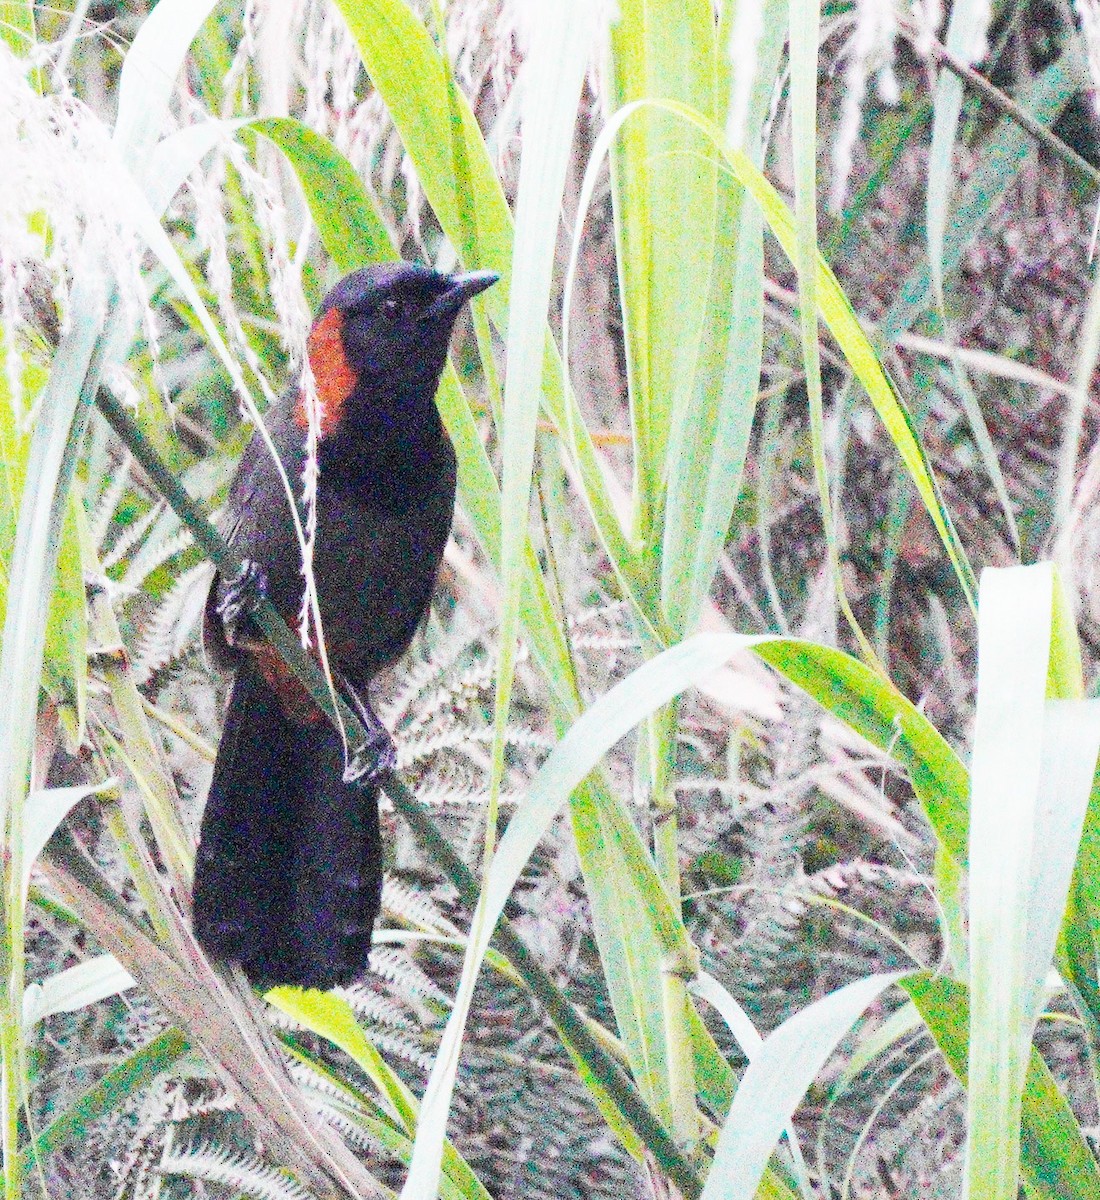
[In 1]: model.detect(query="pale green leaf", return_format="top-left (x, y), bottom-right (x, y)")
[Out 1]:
top-left (608, 0), bottom-right (718, 547)
top-left (23, 779), bottom-right (117, 900)
top-left (967, 564), bottom-right (1100, 1200)
top-left (113, 0), bottom-right (220, 166)
top-left (906, 974), bottom-right (1100, 1200)
top-left (698, 973), bottom-right (904, 1200)
top-left (404, 10), bottom-right (609, 1191)
top-left (23, 954), bottom-right (136, 1030)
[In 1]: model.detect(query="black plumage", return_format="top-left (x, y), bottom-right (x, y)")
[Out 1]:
top-left (193, 262), bottom-right (496, 989)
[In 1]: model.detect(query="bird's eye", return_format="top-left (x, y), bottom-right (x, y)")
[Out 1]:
top-left (381, 297), bottom-right (401, 320)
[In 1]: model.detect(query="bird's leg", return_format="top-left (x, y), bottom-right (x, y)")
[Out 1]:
top-left (341, 678), bottom-right (397, 784)
top-left (216, 558), bottom-right (269, 647)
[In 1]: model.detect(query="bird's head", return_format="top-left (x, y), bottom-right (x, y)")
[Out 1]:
top-left (302, 262), bottom-right (497, 439)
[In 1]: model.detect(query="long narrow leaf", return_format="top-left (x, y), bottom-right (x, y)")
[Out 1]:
top-left (881, 45), bottom-right (1091, 339)
top-left (404, 13), bottom-right (615, 1190)
top-left (698, 973), bottom-right (903, 1200)
top-left (23, 954), bottom-right (136, 1030)
top-left (690, 973), bottom-right (812, 1198)
top-left (906, 974), bottom-right (1100, 1200)
top-left (967, 564), bottom-right (1100, 1200)
top-left (925, 0), bottom-right (1018, 552)
top-left (565, 98), bottom-right (976, 610)
top-left (661, 188), bottom-right (763, 635)
top-left (607, 0), bottom-right (717, 547)
top-left (268, 988), bottom-right (491, 1200)
top-left (112, 0), bottom-right (220, 169)
top-left (20, 1028), bottom-right (190, 1169)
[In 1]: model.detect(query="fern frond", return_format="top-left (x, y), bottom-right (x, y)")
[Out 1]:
top-left (381, 877), bottom-right (459, 935)
top-left (368, 947), bottom-right (450, 1007)
top-left (383, 620), bottom-right (487, 721)
top-left (90, 452), bottom-right (134, 544)
top-left (398, 723), bottom-right (552, 767)
top-left (121, 522), bottom-right (195, 592)
top-left (101, 499), bottom-right (167, 573)
top-left (568, 631), bottom-right (638, 655)
top-left (334, 983), bottom-right (418, 1031)
top-left (130, 560), bottom-right (214, 686)
top-left (404, 783), bottom-right (527, 809)
top-left (157, 1142), bottom-right (314, 1200)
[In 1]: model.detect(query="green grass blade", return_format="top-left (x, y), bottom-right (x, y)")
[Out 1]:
top-left (656, 0), bottom-right (785, 637)
top-left (20, 1027), bottom-right (190, 1170)
top-left (247, 117), bottom-right (395, 270)
top-left (488, 0), bottom-right (601, 819)
top-left (1, 349), bottom-right (87, 754)
top-left (268, 988), bottom-right (491, 1200)
top-left (143, 121), bottom-right (223, 217)
top-left (967, 564), bottom-right (1050, 1199)
top-left (752, 638), bottom-right (969, 862)
top-left (1024, 701), bottom-right (1100, 1011)
top-left (568, 787), bottom-right (676, 1119)
top-left (607, 0), bottom-right (717, 548)
top-left (661, 186), bottom-right (763, 635)
top-left (112, 0), bottom-right (220, 168)
top-left (881, 45), bottom-right (1090, 340)
top-left (925, 0), bottom-right (1018, 554)
top-left (905, 974), bottom-right (1100, 1200)
top-left (23, 954), bottom-right (136, 1030)
top-left (42, 497), bottom-right (87, 751)
top-left (22, 781), bottom-right (115, 899)
top-left (966, 564), bottom-right (1100, 1200)
top-left (330, 0), bottom-right (511, 276)
top-left (786, 0), bottom-right (866, 660)
top-left (690, 974), bottom-right (813, 1199)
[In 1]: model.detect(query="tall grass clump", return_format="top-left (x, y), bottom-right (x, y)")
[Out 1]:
top-left (4, 1), bottom-right (1100, 1198)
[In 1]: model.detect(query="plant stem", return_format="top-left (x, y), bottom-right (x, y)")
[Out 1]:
top-left (93, 387), bottom-right (706, 1200)
top-left (900, 22), bottom-right (1100, 191)
top-left (84, 530), bottom-right (193, 897)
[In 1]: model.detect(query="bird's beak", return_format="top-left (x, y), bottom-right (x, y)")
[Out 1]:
top-left (421, 269), bottom-right (499, 322)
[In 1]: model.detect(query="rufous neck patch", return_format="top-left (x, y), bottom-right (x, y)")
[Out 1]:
top-left (296, 307), bottom-right (356, 438)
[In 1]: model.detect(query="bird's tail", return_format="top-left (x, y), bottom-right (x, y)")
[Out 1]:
top-left (193, 661), bottom-right (382, 990)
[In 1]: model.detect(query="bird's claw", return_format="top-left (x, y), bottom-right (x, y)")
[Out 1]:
top-left (216, 558), bottom-right (268, 647)
top-left (342, 679), bottom-right (397, 784)
top-left (344, 723), bottom-right (397, 785)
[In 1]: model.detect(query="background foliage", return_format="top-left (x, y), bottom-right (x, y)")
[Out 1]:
top-left (5, 0), bottom-right (1100, 1197)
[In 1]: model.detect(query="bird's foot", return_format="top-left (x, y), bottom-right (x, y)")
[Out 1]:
top-left (344, 722), bottom-right (397, 785)
top-left (216, 558), bottom-right (268, 647)
top-left (343, 682), bottom-right (397, 785)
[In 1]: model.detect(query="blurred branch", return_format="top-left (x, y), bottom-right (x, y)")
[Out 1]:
top-left (899, 22), bottom-right (1100, 191)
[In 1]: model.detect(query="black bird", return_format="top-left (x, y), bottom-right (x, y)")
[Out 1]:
top-left (193, 262), bottom-right (497, 989)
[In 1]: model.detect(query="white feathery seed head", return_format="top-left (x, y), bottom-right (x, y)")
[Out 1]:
top-left (0, 44), bottom-right (152, 423)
